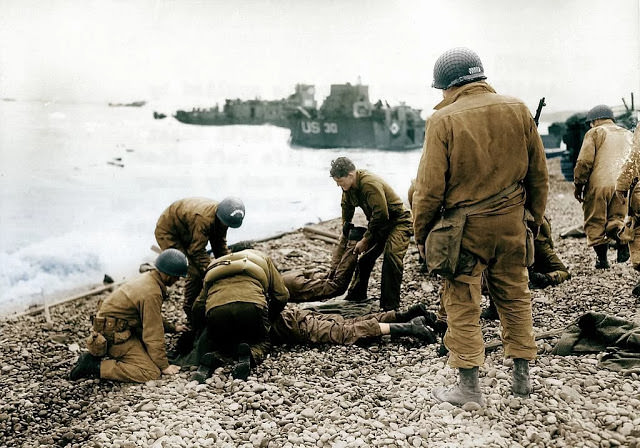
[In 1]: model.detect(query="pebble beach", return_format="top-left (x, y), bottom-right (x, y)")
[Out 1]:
top-left (1, 158), bottom-right (639, 448)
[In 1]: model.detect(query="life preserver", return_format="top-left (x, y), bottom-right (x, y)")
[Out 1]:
top-left (389, 121), bottom-right (400, 135)
top-left (204, 251), bottom-right (270, 290)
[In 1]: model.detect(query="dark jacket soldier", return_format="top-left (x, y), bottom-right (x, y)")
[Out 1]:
top-left (70, 249), bottom-right (188, 382)
top-left (154, 196), bottom-right (245, 321)
top-left (330, 157), bottom-right (413, 311)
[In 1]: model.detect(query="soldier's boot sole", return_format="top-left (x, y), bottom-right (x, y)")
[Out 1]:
top-left (232, 343), bottom-right (252, 381)
top-left (69, 353), bottom-right (101, 381)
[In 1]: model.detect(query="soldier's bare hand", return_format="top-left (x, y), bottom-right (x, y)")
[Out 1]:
top-left (354, 238), bottom-right (369, 255)
top-left (174, 324), bottom-right (189, 333)
top-left (417, 243), bottom-right (426, 261)
top-left (162, 364), bottom-right (181, 375)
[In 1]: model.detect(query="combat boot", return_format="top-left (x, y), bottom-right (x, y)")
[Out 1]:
top-left (232, 343), bottom-right (252, 381)
top-left (69, 352), bottom-right (101, 380)
top-left (389, 317), bottom-right (437, 343)
top-left (594, 244), bottom-right (609, 269)
top-left (480, 300), bottom-right (499, 320)
top-left (632, 280), bottom-right (640, 297)
top-left (617, 243), bottom-right (630, 263)
top-left (190, 351), bottom-right (224, 384)
top-left (432, 367), bottom-right (485, 406)
top-left (511, 358), bottom-right (531, 398)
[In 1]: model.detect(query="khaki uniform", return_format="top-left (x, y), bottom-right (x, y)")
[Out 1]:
top-left (341, 170), bottom-right (413, 310)
top-left (574, 122), bottom-right (632, 246)
top-left (283, 239), bottom-right (358, 302)
top-left (95, 271), bottom-right (169, 383)
top-left (533, 217), bottom-right (570, 285)
top-left (192, 249), bottom-right (289, 363)
top-left (271, 308), bottom-right (397, 345)
top-left (617, 123), bottom-right (640, 269)
top-left (412, 81), bottom-right (548, 368)
top-left (155, 198), bottom-right (231, 317)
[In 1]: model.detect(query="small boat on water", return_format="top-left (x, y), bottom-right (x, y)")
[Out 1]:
top-left (288, 82), bottom-right (425, 151)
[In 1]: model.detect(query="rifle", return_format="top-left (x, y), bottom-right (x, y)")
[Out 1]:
top-left (533, 97), bottom-right (546, 127)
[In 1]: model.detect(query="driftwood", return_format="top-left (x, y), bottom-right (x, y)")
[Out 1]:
top-left (4, 282), bottom-right (124, 320)
top-left (484, 327), bottom-right (565, 352)
top-left (303, 226), bottom-right (341, 241)
top-left (305, 234), bottom-right (339, 245)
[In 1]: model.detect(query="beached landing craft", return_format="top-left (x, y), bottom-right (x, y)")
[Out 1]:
top-left (288, 82), bottom-right (425, 151)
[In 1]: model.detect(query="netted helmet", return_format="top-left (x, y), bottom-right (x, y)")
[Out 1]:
top-left (586, 104), bottom-right (614, 123)
top-left (216, 197), bottom-right (245, 228)
top-left (432, 47), bottom-right (487, 90)
top-left (155, 248), bottom-right (188, 277)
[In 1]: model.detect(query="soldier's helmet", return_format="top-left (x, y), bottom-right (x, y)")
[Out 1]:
top-left (216, 197), bottom-right (245, 228)
top-left (586, 105), bottom-right (614, 123)
top-left (155, 248), bottom-right (188, 277)
top-left (432, 47), bottom-right (487, 90)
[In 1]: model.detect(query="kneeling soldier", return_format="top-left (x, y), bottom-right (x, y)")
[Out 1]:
top-left (69, 249), bottom-right (187, 382)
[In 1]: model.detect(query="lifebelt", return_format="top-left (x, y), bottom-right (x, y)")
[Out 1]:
top-left (389, 121), bottom-right (400, 135)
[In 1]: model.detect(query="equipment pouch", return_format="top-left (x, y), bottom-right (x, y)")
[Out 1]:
top-left (86, 330), bottom-right (108, 357)
top-left (617, 216), bottom-right (636, 244)
top-left (426, 212), bottom-right (466, 279)
top-left (112, 329), bottom-right (132, 345)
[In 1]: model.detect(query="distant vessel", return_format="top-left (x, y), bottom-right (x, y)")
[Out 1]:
top-left (173, 84), bottom-right (316, 128)
top-left (108, 100), bottom-right (146, 107)
top-left (288, 82), bottom-right (425, 151)
top-left (153, 111), bottom-right (167, 119)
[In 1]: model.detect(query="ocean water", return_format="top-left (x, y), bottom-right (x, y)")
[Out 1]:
top-left (0, 101), bottom-right (423, 315)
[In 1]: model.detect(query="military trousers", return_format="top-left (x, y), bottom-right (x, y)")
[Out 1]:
top-left (582, 185), bottom-right (625, 247)
top-left (283, 241), bottom-right (358, 302)
top-left (442, 207), bottom-right (536, 369)
top-left (270, 308), bottom-right (396, 345)
top-left (346, 221), bottom-right (412, 311)
top-left (154, 229), bottom-right (204, 322)
top-left (100, 336), bottom-right (162, 383)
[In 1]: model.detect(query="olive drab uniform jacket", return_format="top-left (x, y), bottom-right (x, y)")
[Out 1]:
top-left (616, 123), bottom-right (640, 270)
top-left (575, 122), bottom-right (633, 189)
top-left (412, 82), bottom-right (548, 244)
top-left (193, 249), bottom-right (290, 317)
top-left (97, 270), bottom-right (170, 371)
top-left (155, 197), bottom-right (231, 275)
top-left (341, 170), bottom-right (412, 242)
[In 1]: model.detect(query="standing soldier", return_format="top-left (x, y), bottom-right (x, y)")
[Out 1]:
top-left (154, 197), bottom-right (245, 322)
top-left (190, 249), bottom-right (290, 380)
top-left (69, 249), bottom-right (187, 382)
top-left (412, 47), bottom-right (548, 405)
top-left (330, 157), bottom-right (413, 311)
top-left (574, 105), bottom-right (633, 268)
top-left (616, 123), bottom-right (640, 294)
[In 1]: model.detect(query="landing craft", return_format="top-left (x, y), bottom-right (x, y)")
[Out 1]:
top-left (288, 82), bottom-right (425, 151)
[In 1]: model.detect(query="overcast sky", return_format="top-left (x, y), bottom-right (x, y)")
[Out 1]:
top-left (1, 0), bottom-right (639, 113)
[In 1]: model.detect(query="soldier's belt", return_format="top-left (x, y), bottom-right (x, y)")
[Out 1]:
top-left (92, 316), bottom-right (131, 345)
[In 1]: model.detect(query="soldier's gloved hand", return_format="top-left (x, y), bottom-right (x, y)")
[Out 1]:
top-left (342, 221), bottom-right (354, 238)
top-left (574, 183), bottom-right (586, 203)
top-left (529, 272), bottom-right (551, 289)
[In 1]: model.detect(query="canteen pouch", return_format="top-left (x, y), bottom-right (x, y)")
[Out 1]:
top-left (86, 330), bottom-right (108, 357)
top-left (426, 212), bottom-right (466, 279)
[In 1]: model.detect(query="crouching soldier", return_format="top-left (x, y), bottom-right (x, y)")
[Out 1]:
top-left (190, 249), bottom-right (289, 381)
top-left (283, 226), bottom-right (366, 302)
top-left (69, 249), bottom-right (187, 382)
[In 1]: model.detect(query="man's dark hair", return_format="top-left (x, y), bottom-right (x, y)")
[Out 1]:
top-left (330, 157), bottom-right (356, 178)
